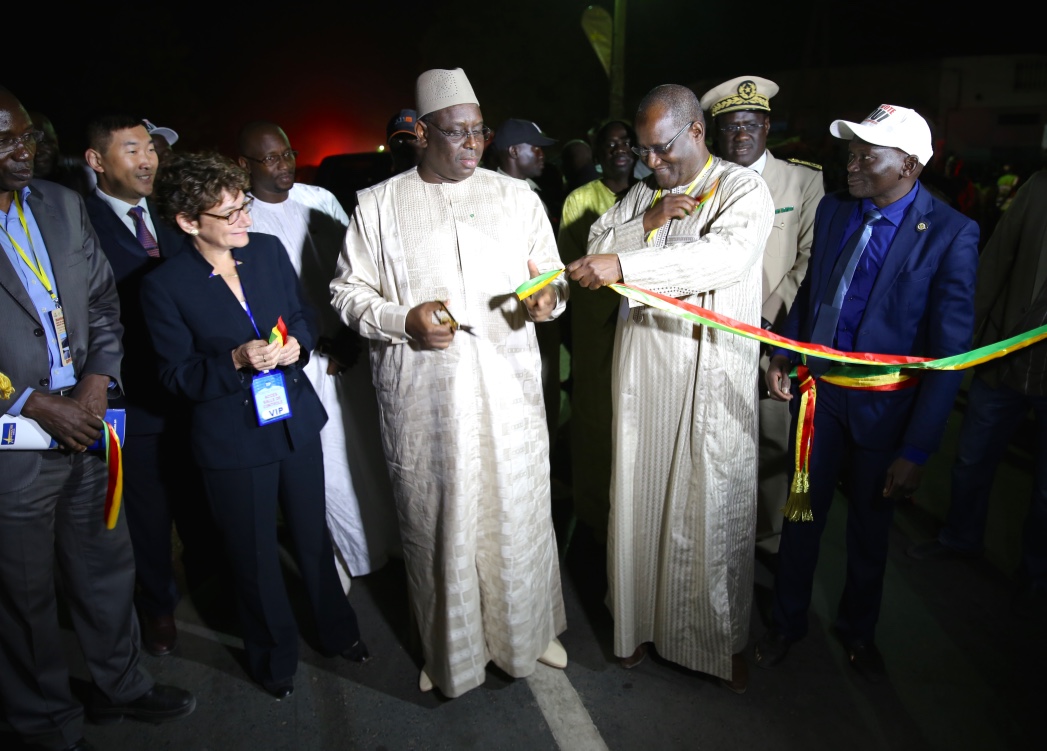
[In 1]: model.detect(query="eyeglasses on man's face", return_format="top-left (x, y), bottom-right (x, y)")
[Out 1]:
top-left (0, 129), bottom-right (44, 156)
top-left (719, 123), bottom-right (765, 135)
top-left (201, 196), bottom-right (254, 224)
top-left (241, 149), bottom-right (298, 167)
top-left (632, 121), bottom-right (694, 158)
top-left (428, 124), bottom-right (491, 144)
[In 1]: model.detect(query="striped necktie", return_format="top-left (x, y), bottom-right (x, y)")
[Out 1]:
top-left (128, 206), bottom-right (160, 258)
top-left (807, 208), bottom-right (882, 376)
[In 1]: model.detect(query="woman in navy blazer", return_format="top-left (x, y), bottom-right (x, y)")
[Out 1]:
top-left (141, 152), bottom-right (368, 699)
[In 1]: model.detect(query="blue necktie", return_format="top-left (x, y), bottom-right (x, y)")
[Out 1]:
top-left (807, 208), bottom-right (882, 376)
top-left (128, 206), bottom-right (160, 258)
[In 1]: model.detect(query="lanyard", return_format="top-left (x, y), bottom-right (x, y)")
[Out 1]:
top-left (242, 297), bottom-right (263, 339)
top-left (2, 192), bottom-right (59, 305)
top-left (645, 155), bottom-right (714, 244)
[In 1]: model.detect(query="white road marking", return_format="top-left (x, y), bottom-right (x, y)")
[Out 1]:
top-left (177, 618), bottom-right (608, 749)
top-left (527, 664), bottom-right (609, 751)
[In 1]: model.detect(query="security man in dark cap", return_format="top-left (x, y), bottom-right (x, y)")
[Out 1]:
top-left (490, 118), bottom-right (561, 447)
top-left (386, 109), bottom-right (423, 176)
top-left (492, 118), bottom-right (557, 210)
top-left (700, 76), bottom-right (825, 559)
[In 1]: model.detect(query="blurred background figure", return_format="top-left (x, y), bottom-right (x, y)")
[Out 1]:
top-left (142, 118), bottom-right (178, 164)
top-left (557, 119), bottom-right (636, 588)
top-left (27, 110), bottom-right (93, 196)
top-left (386, 108), bottom-right (423, 176)
top-left (560, 137), bottom-right (598, 194)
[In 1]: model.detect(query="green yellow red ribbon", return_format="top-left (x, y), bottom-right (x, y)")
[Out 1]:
top-left (609, 282), bottom-right (1047, 521)
top-left (103, 421), bottom-right (123, 530)
top-left (516, 269), bottom-right (564, 301)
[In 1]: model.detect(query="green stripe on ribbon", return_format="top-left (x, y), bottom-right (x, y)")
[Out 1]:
top-left (609, 283), bottom-right (1047, 372)
top-left (516, 268), bottom-right (564, 300)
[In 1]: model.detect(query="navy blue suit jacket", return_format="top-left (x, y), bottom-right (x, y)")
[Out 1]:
top-left (140, 232), bottom-right (326, 470)
top-left (781, 184), bottom-right (979, 455)
top-left (85, 193), bottom-right (192, 435)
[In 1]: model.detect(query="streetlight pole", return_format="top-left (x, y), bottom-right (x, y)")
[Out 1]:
top-left (610, 0), bottom-right (627, 119)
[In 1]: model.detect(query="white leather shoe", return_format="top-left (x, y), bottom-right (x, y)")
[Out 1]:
top-left (418, 667), bottom-right (433, 693)
top-left (538, 638), bottom-right (567, 669)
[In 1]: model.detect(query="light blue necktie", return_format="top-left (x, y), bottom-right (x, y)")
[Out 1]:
top-left (807, 208), bottom-right (882, 376)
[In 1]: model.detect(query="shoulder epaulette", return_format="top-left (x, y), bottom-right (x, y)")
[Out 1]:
top-left (786, 158), bottom-right (822, 171)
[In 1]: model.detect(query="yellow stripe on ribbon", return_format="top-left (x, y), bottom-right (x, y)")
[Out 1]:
top-left (605, 281), bottom-right (1047, 522)
top-left (103, 421), bottom-right (124, 530)
top-left (515, 268), bottom-right (564, 301)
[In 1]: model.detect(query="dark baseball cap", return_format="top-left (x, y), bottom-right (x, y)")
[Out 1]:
top-left (387, 109), bottom-right (419, 142)
top-left (491, 119), bottom-right (557, 150)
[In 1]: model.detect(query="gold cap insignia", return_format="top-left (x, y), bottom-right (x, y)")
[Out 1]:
top-left (701, 75), bottom-right (779, 118)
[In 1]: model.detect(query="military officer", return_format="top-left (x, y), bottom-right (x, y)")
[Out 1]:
top-left (700, 76), bottom-right (825, 555)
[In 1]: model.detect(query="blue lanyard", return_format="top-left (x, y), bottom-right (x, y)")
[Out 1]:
top-left (242, 297), bottom-right (263, 339)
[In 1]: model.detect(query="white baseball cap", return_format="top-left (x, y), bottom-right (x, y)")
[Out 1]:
top-left (142, 118), bottom-right (179, 146)
top-left (830, 105), bottom-right (932, 165)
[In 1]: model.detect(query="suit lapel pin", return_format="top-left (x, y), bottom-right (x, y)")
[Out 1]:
top-left (916, 222), bottom-right (928, 232)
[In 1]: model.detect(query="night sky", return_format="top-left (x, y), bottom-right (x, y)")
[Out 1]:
top-left (17, 0), bottom-right (1041, 166)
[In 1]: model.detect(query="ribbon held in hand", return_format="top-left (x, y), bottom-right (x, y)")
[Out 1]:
top-left (515, 268), bottom-right (564, 301)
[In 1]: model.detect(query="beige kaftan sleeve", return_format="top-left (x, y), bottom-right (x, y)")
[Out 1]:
top-left (330, 190), bottom-right (412, 343)
top-left (522, 188), bottom-right (569, 318)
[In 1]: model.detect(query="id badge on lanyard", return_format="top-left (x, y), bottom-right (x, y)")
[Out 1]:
top-left (252, 371), bottom-right (292, 425)
top-left (50, 306), bottom-right (73, 366)
top-left (5, 194), bottom-right (72, 366)
top-left (241, 297), bottom-right (293, 426)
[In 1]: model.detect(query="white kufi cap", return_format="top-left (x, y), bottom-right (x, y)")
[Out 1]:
top-left (416, 68), bottom-right (479, 119)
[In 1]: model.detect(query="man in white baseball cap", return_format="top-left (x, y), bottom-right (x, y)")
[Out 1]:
top-left (829, 104), bottom-right (934, 165)
top-left (141, 118), bottom-right (178, 162)
top-left (756, 104), bottom-right (979, 682)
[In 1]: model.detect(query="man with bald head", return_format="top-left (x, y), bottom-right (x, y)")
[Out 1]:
top-left (756, 106), bottom-right (978, 680)
top-left (567, 84), bottom-right (773, 692)
top-left (238, 121), bottom-right (400, 590)
top-left (331, 68), bottom-right (568, 699)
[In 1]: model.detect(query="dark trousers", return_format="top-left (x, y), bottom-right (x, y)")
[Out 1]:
top-left (123, 429), bottom-right (222, 616)
top-left (0, 451), bottom-right (152, 749)
top-left (940, 376), bottom-right (1047, 587)
top-left (771, 385), bottom-right (897, 643)
top-left (199, 436), bottom-right (360, 685)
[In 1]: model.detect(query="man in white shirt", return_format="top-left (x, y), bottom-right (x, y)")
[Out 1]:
top-left (237, 121), bottom-right (399, 590)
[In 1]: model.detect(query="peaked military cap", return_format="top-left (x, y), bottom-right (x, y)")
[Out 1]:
top-left (700, 76), bottom-right (779, 118)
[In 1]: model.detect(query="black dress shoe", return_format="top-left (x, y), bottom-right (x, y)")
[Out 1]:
top-left (261, 678), bottom-right (295, 700)
top-left (90, 684), bottom-right (196, 724)
top-left (754, 629), bottom-right (793, 669)
top-left (844, 640), bottom-right (886, 683)
top-left (140, 612), bottom-right (178, 656)
top-left (342, 640), bottom-right (370, 663)
top-left (906, 539), bottom-right (980, 561)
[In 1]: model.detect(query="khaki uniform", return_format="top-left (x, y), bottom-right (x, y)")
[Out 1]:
top-left (756, 151), bottom-right (824, 550)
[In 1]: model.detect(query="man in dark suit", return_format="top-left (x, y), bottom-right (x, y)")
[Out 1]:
top-left (0, 88), bottom-right (194, 751)
top-left (84, 114), bottom-right (220, 657)
top-left (754, 105), bottom-right (979, 680)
